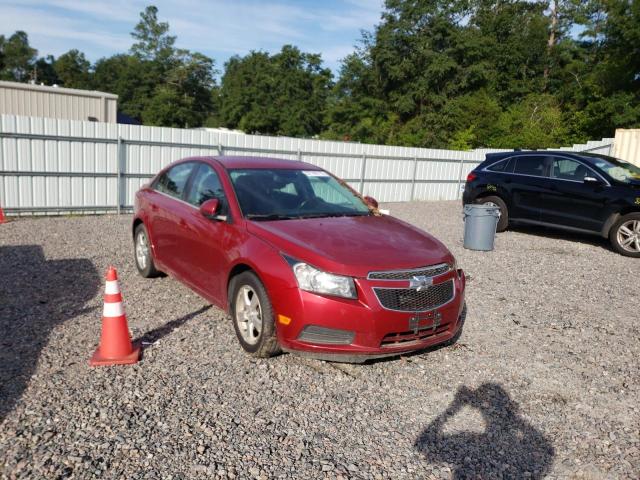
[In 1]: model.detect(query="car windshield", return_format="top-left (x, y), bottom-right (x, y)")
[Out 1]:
top-left (228, 168), bottom-right (371, 220)
top-left (584, 154), bottom-right (640, 184)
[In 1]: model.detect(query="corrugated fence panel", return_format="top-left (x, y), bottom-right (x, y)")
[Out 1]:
top-left (0, 114), bottom-right (619, 215)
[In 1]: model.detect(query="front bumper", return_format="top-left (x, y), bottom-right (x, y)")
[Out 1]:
top-left (272, 269), bottom-right (466, 361)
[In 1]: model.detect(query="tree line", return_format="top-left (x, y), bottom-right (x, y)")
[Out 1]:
top-left (0, 1), bottom-right (638, 150)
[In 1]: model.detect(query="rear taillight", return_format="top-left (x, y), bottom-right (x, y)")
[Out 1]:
top-left (466, 172), bottom-right (477, 182)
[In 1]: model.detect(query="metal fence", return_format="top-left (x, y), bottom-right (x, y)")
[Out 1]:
top-left (0, 114), bottom-right (614, 216)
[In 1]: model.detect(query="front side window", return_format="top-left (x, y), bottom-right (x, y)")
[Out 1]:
top-left (584, 154), bottom-right (640, 184)
top-left (551, 158), bottom-right (591, 181)
top-left (229, 169), bottom-right (370, 220)
top-left (155, 163), bottom-right (194, 199)
top-left (513, 156), bottom-right (548, 177)
top-left (186, 164), bottom-right (227, 211)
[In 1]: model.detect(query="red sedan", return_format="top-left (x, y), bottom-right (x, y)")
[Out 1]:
top-left (133, 156), bottom-right (466, 362)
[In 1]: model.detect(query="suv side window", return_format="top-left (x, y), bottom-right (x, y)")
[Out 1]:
top-left (513, 156), bottom-right (548, 177)
top-left (186, 163), bottom-right (228, 211)
top-left (487, 158), bottom-right (513, 172)
top-left (551, 157), bottom-right (591, 182)
top-left (155, 163), bottom-right (194, 199)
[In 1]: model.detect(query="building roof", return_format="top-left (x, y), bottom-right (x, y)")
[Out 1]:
top-left (0, 80), bottom-right (118, 99)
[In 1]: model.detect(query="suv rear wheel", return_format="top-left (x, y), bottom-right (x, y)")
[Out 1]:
top-left (474, 196), bottom-right (509, 232)
top-left (610, 213), bottom-right (640, 257)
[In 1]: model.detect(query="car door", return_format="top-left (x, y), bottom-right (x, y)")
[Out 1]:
top-left (179, 162), bottom-right (234, 305)
top-left (508, 155), bottom-right (552, 222)
top-left (146, 162), bottom-right (197, 276)
top-left (541, 156), bottom-right (611, 232)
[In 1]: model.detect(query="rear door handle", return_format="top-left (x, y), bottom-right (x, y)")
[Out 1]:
top-left (150, 203), bottom-right (159, 212)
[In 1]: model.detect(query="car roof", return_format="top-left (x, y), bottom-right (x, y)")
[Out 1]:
top-left (180, 155), bottom-right (322, 170)
top-left (484, 150), bottom-right (606, 165)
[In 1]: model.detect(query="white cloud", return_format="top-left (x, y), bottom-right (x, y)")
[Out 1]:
top-left (0, 0), bottom-right (385, 70)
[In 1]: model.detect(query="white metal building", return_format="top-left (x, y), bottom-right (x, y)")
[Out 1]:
top-left (0, 80), bottom-right (118, 123)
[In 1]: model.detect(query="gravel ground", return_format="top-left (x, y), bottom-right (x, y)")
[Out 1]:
top-left (1, 201), bottom-right (638, 480)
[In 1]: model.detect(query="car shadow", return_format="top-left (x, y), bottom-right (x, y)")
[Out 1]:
top-left (134, 305), bottom-right (211, 346)
top-left (0, 245), bottom-right (100, 422)
top-left (415, 383), bottom-right (555, 479)
top-left (507, 224), bottom-right (613, 253)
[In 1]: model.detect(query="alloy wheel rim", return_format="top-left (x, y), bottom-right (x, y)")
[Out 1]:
top-left (235, 285), bottom-right (262, 345)
top-left (136, 232), bottom-right (149, 269)
top-left (617, 220), bottom-right (640, 253)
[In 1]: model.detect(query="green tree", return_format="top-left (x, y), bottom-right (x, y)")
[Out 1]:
top-left (130, 5), bottom-right (176, 66)
top-left (217, 45), bottom-right (332, 136)
top-left (0, 31), bottom-right (37, 82)
top-left (54, 50), bottom-right (91, 89)
top-left (143, 50), bottom-right (216, 127)
top-left (92, 54), bottom-right (156, 120)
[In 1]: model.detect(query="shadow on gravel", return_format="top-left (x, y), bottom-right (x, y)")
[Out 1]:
top-left (0, 245), bottom-right (100, 422)
top-left (135, 305), bottom-right (212, 345)
top-left (415, 383), bottom-right (554, 479)
top-left (509, 225), bottom-right (612, 253)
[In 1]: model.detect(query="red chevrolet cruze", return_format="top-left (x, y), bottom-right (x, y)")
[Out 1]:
top-left (133, 156), bottom-right (466, 362)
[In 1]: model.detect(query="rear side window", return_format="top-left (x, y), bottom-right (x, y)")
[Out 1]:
top-left (513, 156), bottom-right (548, 177)
top-left (487, 159), bottom-right (512, 172)
top-left (155, 163), bottom-right (194, 198)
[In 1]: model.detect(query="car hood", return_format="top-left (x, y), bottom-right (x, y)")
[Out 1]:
top-left (247, 215), bottom-right (453, 278)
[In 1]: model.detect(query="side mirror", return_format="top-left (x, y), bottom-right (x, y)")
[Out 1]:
top-left (584, 176), bottom-right (603, 186)
top-left (364, 196), bottom-right (379, 209)
top-left (199, 198), bottom-right (220, 219)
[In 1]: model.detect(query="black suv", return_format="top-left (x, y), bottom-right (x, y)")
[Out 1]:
top-left (463, 151), bottom-right (640, 257)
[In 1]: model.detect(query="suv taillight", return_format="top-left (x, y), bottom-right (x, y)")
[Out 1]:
top-left (466, 172), bottom-right (477, 182)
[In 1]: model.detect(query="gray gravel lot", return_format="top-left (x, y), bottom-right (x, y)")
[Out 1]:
top-left (1, 200), bottom-right (639, 479)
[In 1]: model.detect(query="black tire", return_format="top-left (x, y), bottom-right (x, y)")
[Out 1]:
top-left (134, 224), bottom-right (161, 278)
top-left (228, 271), bottom-right (280, 357)
top-left (475, 195), bottom-right (509, 232)
top-left (609, 213), bottom-right (640, 258)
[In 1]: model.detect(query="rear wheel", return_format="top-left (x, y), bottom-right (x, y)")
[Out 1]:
top-left (474, 195), bottom-right (509, 232)
top-left (229, 271), bottom-right (280, 357)
top-left (134, 224), bottom-right (161, 278)
top-left (610, 213), bottom-right (640, 257)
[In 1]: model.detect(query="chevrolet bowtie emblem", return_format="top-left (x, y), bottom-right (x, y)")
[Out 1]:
top-left (409, 275), bottom-right (433, 291)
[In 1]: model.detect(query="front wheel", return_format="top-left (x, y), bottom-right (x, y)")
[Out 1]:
top-left (134, 224), bottom-right (161, 277)
top-left (229, 271), bottom-right (280, 357)
top-left (610, 213), bottom-right (640, 258)
top-left (474, 195), bottom-right (509, 232)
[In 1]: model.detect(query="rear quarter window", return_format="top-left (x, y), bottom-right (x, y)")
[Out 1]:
top-left (487, 158), bottom-right (512, 172)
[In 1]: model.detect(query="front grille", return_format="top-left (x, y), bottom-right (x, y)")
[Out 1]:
top-left (381, 325), bottom-right (449, 348)
top-left (373, 280), bottom-right (454, 312)
top-left (368, 263), bottom-right (450, 280)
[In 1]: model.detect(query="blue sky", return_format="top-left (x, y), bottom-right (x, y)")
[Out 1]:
top-left (0, 0), bottom-right (384, 75)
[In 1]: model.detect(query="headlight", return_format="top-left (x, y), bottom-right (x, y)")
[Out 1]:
top-left (292, 262), bottom-right (357, 299)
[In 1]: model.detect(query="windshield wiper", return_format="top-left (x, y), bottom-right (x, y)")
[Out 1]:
top-left (245, 213), bottom-right (297, 221)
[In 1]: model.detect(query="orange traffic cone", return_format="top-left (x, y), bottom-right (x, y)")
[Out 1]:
top-left (90, 266), bottom-right (140, 366)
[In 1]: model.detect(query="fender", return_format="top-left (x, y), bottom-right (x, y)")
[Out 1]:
top-left (601, 213), bottom-right (620, 238)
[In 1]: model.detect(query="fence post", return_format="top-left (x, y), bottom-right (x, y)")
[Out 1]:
top-left (410, 156), bottom-right (418, 201)
top-left (218, 143), bottom-right (224, 156)
top-left (359, 154), bottom-right (367, 194)
top-left (456, 156), bottom-right (466, 200)
top-left (297, 150), bottom-right (302, 161)
top-left (116, 136), bottom-right (122, 215)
